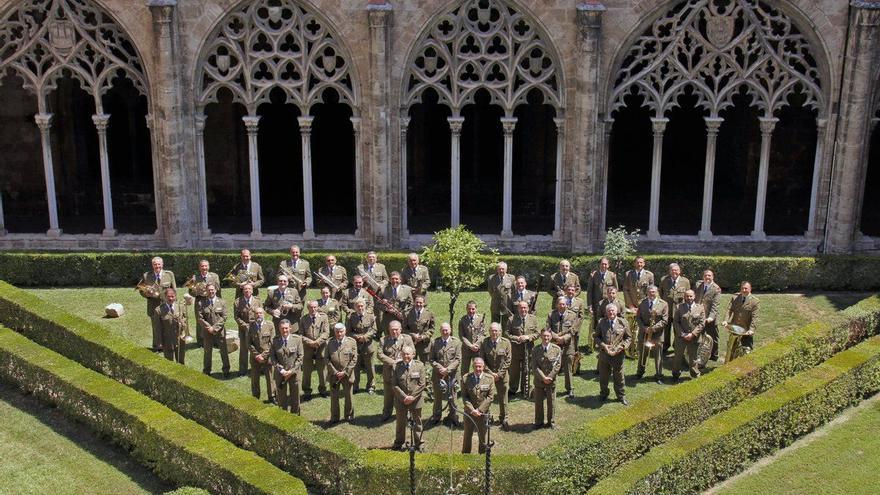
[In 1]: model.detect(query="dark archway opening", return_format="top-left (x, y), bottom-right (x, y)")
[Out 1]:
top-left (0, 73), bottom-right (46, 233)
top-left (862, 114), bottom-right (880, 237)
top-left (713, 91), bottom-right (760, 235)
top-left (607, 91), bottom-right (652, 231)
top-left (461, 89), bottom-right (503, 233)
top-left (407, 88), bottom-right (451, 234)
top-left (103, 73), bottom-right (156, 234)
top-left (311, 88), bottom-right (356, 234)
top-left (257, 88), bottom-right (303, 234)
top-left (512, 89), bottom-right (556, 235)
top-left (659, 89), bottom-right (706, 235)
top-left (204, 88), bottom-right (250, 234)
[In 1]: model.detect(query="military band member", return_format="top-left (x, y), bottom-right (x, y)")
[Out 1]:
top-left (264, 275), bottom-right (303, 334)
top-left (326, 323), bottom-right (358, 423)
top-left (392, 346), bottom-right (427, 451)
top-left (154, 287), bottom-right (186, 364)
top-left (508, 276), bottom-right (537, 315)
top-left (598, 287), bottom-right (625, 326)
top-left (636, 285), bottom-right (669, 382)
top-left (487, 261), bottom-right (515, 324)
top-left (659, 263), bottom-right (690, 354)
top-left (461, 357), bottom-right (495, 454)
top-left (379, 272), bottom-right (413, 336)
top-left (226, 249), bottom-right (265, 298)
top-left (723, 281), bottom-right (759, 360)
top-left (341, 275), bottom-right (374, 317)
top-left (404, 295), bottom-right (435, 363)
top-left (233, 283), bottom-right (261, 375)
top-left (301, 301), bottom-right (330, 399)
top-left (346, 299), bottom-right (377, 394)
top-left (594, 305), bottom-right (631, 405)
top-left (458, 301), bottom-right (487, 375)
top-left (694, 269), bottom-right (722, 361)
top-left (532, 329), bottom-right (562, 429)
top-left (141, 256), bottom-right (176, 352)
top-left (278, 244), bottom-right (311, 301)
top-left (564, 284), bottom-right (587, 356)
top-left (587, 257), bottom-right (619, 331)
top-left (429, 323), bottom-right (462, 425)
top-left (271, 320), bottom-right (303, 414)
top-left (317, 286), bottom-right (342, 327)
top-left (197, 283), bottom-right (229, 377)
top-left (546, 259), bottom-right (580, 299)
top-left (401, 253), bottom-right (431, 298)
top-left (505, 301), bottom-right (539, 397)
top-left (317, 255), bottom-right (349, 300)
top-left (357, 251), bottom-right (389, 291)
top-left (479, 323), bottom-right (511, 430)
top-left (248, 308), bottom-right (276, 402)
top-left (186, 259), bottom-right (220, 344)
top-left (672, 290), bottom-right (706, 380)
top-left (623, 256), bottom-right (654, 310)
top-left (546, 297), bottom-right (578, 398)
top-left (379, 321), bottom-right (414, 421)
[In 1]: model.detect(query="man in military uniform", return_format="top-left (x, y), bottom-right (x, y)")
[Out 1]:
top-left (226, 249), bottom-right (265, 298)
top-left (506, 301), bottom-right (538, 398)
top-left (264, 275), bottom-right (303, 334)
top-left (300, 300), bottom-right (330, 399)
top-left (197, 283), bottom-right (229, 377)
top-left (326, 323), bottom-right (358, 423)
top-left (598, 287), bottom-right (625, 326)
top-left (404, 295), bottom-right (435, 363)
top-left (317, 255), bottom-right (349, 301)
top-left (346, 298), bottom-right (377, 394)
top-left (356, 251), bottom-right (389, 291)
top-left (594, 304), bottom-right (631, 405)
top-left (248, 307), bottom-right (276, 402)
top-left (429, 322), bottom-right (461, 425)
top-left (378, 272), bottom-right (413, 336)
top-left (479, 322), bottom-right (512, 430)
top-left (140, 256), bottom-right (176, 352)
top-left (564, 283), bottom-right (587, 357)
top-left (659, 263), bottom-right (690, 354)
top-left (341, 275), bottom-right (374, 317)
top-left (271, 320), bottom-right (303, 414)
top-left (546, 259), bottom-right (580, 299)
top-left (508, 276), bottom-right (537, 315)
top-left (186, 259), bottom-right (220, 345)
top-left (546, 297), bottom-right (578, 398)
top-left (154, 287), bottom-right (187, 364)
top-left (587, 257), bottom-right (619, 331)
top-left (234, 283), bottom-right (261, 376)
top-left (723, 281), bottom-right (759, 360)
top-left (379, 321), bottom-right (414, 421)
top-left (392, 346), bottom-right (427, 451)
top-left (487, 261), bottom-right (515, 324)
top-left (458, 300), bottom-right (487, 375)
top-left (317, 286), bottom-right (342, 328)
top-left (672, 290), bottom-right (706, 380)
top-left (401, 253), bottom-right (431, 298)
top-left (694, 269), bottom-right (722, 361)
top-left (532, 329), bottom-right (562, 429)
top-left (623, 256), bottom-right (654, 310)
top-left (461, 357), bottom-right (495, 454)
top-left (278, 244), bottom-right (311, 301)
top-left (636, 285), bottom-right (669, 382)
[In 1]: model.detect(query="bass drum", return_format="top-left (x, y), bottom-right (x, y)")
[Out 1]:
top-left (624, 309), bottom-right (639, 359)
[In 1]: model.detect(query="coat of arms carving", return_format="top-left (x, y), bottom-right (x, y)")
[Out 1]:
top-left (48, 20), bottom-right (75, 56)
top-left (705, 12), bottom-right (735, 47)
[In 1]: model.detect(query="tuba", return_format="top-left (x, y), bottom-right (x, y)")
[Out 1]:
top-left (694, 333), bottom-right (714, 368)
top-left (136, 277), bottom-right (161, 299)
top-left (724, 324), bottom-right (749, 363)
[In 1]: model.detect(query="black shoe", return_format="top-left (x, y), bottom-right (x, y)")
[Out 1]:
top-left (367, 387), bottom-right (376, 395)
top-left (319, 391), bottom-right (328, 398)
top-left (303, 393), bottom-right (313, 401)
top-left (381, 414), bottom-right (392, 422)
top-left (656, 376), bottom-right (664, 385)
top-left (223, 372), bottom-right (231, 379)
top-left (428, 416), bottom-right (441, 426)
top-left (268, 396), bottom-right (277, 405)
top-left (345, 415), bottom-right (355, 422)
top-left (450, 417), bottom-right (462, 427)
top-left (391, 444), bottom-right (403, 451)
top-left (671, 375), bottom-right (681, 383)
top-left (532, 423), bottom-right (542, 430)
top-left (635, 369), bottom-right (644, 379)
top-left (566, 390), bottom-right (575, 399)
top-left (354, 388), bottom-right (361, 394)
top-left (620, 397), bottom-right (629, 406)
top-left (501, 421), bottom-right (510, 431)
top-left (599, 394), bottom-right (609, 402)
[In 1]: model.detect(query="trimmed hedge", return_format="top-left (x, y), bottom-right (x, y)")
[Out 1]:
top-left (539, 295), bottom-right (880, 494)
top-left (0, 280), bottom-right (543, 494)
top-left (1, 251), bottom-right (879, 291)
top-left (0, 327), bottom-right (307, 495)
top-left (588, 336), bottom-right (880, 494)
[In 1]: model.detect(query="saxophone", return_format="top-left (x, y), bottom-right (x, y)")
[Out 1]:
top-left (173, 304), bottom-right (190, 340)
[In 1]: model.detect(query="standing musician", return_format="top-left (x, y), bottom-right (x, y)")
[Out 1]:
top-left (378, 272), bottom-right (413, 336)
top-left (505, 300), bottom-right (538, 399)
top-left (508, 276), bottom-right (537, 316)
top-left (233, 283), bottom-right (261, 376)
top-left (531, 329), bottom-right (562, 429)
top-left (723, 281), bottom-right (759, 361)
top-left (248, 308), bottom-right (276, 403)
top-left (154, 287), bottom-right (187, 364)
top-left (317, 255), bottom-right (348, 301)
top-left (594, 305), bottom-right (631, 406)
top-left (404, 295), bottom-right (435, 363)
top-left (186, 259), bottom-right (220, 345)
top-left (546, 297), bottom-right (578, 399)
top-left (461, 357), bottom-right (495, 454)
top-left (598, 287), bottom-right (625, 326)
top-left (672, 290), bottom-right (706, 380)
top-left (379, 321), bottom-right (414, 421)
top-left (271, 320), bottom-right (303, 414)
top-left (341, 275), bottom-right (375, 317)
top-left (346, 299), bottom-right (377, 395)
top-left (300, 301), bottom-right (330, 399)
top-left (659, 263), bottom-right (691, 355)
top-left (317, 286), bottom-right (342, 328)
top-left (636, 285), bottom-right (669, 382)
top-left (623, 256), bottom-right (654, 310)
top-left (429, 323), bottom-right (462, 426)
top-left (356, 251), bottom-right (389, 290)
top-left (564, 284), bottom-right (587, 360)
top-left (263, 275), bottom-right (303, 334)
top-left (587, 257), bottom-right (619, 332)
top-left (487, 261), bottom-right (515, 324)
top-left (458, 300), bottom-right (487, 375)
top-left (139, 256), bottom-right (176, 352)
top-left (392, 346), bottom-right (427, 451)
top-left (197, 283), bottom-right (229, 377)
top-left (226, 249), bottom-right (264, 298)
top-left (694, 269), bottom-right (722, 361)
top-left (326, 323), bottom-right (358, 424)
top-left (479, 323), bottom-right (512, 430)
top-left (400, 253), bottom-right (431, 299)
top-left (278, 244), bottom-right (311, 301)
top-left (546, 259), bottom-right (580, 299)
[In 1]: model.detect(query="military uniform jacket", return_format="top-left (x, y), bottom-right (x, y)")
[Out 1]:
top-left (430, 336), bottom-right (461, 376)
top-left (248, 320), bottom-right (275, 360)
top-left (380, 284), bottom-right (414, 316)
top-left (227, 262), bottom-right (265, 293)
top-left (727, 293), bottom-right (759, 333)
top-left (326, 336), bottom-right (358, 383)
top-left (299, 313), bottom-right (329, 346)
top-left (271, 335), bottom-right (303, 373)
top-left (341, 287), bottom-right (374, 316)
top-left (462, 372), bottom-right (495, 414)
top-left (278, 258), bottom-right (311, 290)
top-left (594, 317), bottom-right (632, 356)
top-left (318, 265), bottom-right (349, 294)
top-left (233, 295), bottom-right (261, 328)
top-left (187, 272), bottom-right (221, 300)
top-left (458, 313), bottom-right (487, 350)
top-left (694, 281), bottom-right (721, 321)
top-left (546, 310), bottom-right (578, 352)
top-left (479, 338), bottom-right (512, 380)
top-left (356, 263), bottom-right (388, 289)
top-left (346, 311), bottom-right (377, 353)
top-left (197, 297), bottom-right (227, 331)
top-left (263, 287), bottom-right (303, 321)
top-left (660, 275), bottom-right (691, 310)
top-left (587, 270), bottom-right (619, 308)
top-left (393, 360), bottom-right (427, 408)
top-left (405, 308), bottom-right (435, 346)
top-left (598, 298), bottom-right (625, 324)
top-left (531, 343), bottom-right (562, 382)
top-left (379, 334), bottom-right (415, 373)
top-left (487, 273), bottom-right (516, 314)
top-left (637, 297), bottom-right (669, 335)
top-left (505, 313), bottom-right (539, 344)
top-left (141, 270), bottom-right (176, 313)
top-left (400, 265), bottom-right (430, 295)
top-left (317, 297), bottom-right (342, 326)
top-left (623, 269), bottom-right (654, 308)
top-left (154, 302), bottom-right (185, 339)
top-left (508, 288), bottom-right (537, 314)
top-left (674, 302), bottom-right (706, 338)
top-left (546, 271), bottom-right (580, 298)
top-left (566, 296), bottom-right (587, 332)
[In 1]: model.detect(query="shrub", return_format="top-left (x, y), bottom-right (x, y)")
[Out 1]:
top-left (0, 327), bottom-right (307, 495)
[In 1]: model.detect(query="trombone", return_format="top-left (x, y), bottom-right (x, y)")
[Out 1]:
top-left (637, 312), bottom-right (657, 370)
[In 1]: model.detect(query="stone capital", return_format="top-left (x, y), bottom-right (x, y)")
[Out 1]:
top-left (576, 3), bottom-right (604, 52)
top-left (759, 116), bottom-right (779, 136)
top-left (650, 117), bottom-right (669, 136)
top-left (34, 113), bottom-right (54, 131)
top-left (349, 116), bottom-right (362, 135)
top-left (500, 116), bottom-right (518, 135)
top-left (368, 2), bottom-right (393, 28)
top-left (447, 116), bottom-right (465, 135)
top-left (553, 117), bottom-right (566, 134)
top-left (704, 116), bottom-right (724, 134)
top-left (400, 116), bottom-right (411, 133)
top-left (242, 115), bottom-right (261, 134)
top-left (298, 115), bottom-right (314, 133)
top-left (92, 114), bottom-right (110, 132)
top-left (194, 114), bottom-right (206, 133)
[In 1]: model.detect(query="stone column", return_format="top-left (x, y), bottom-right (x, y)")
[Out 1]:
top-left (92, 114), bottom-right (116, 236)
top-left (368, 1), bottom-right (392, 245)
top-left (400, 116), bottom-right (411, 236)
top-left (647, 117), bottom-right (668, 239)
top-left (0, 190), bottom-right (6, 235)
top-left (194, 115), bottom-right (210, 237)
top-left (35, 113), bottom-right (61, 237)
top-left (806, 118), bottom-right (828, 237)
top-left (448, 116), bottom-right (465, 227)
top-left (350, 116), bottom-right (363, 236)
top-left (144, 114), bottom-right (161, 235)
top-left (501, 116), bottom-right (517, 237)
top-left (577, 1), bottom-right (605, 249)
top-left (242, 116), bottom-right (262, 237)
top-left (598, 118), bottom-right (614, 235)
top-left (751, 117), bottom-right (778, 240)
top-left (299, 116), bottom-right (316, 239)
top-left (553, 117), bottom-right (565, 238)
top-left (699, 117), bottom-right (724, 239)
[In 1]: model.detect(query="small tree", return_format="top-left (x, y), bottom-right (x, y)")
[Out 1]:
top-left (421, 226), bottom-right (498, 322)
top-left (604, 225), bottom-right (640, 275)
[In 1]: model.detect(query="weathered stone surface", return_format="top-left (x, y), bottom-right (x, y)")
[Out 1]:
top-left (105, 303), bottom-right (125, 318)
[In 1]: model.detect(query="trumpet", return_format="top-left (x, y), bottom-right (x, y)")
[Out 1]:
top-left (279, 264), bottom-right (306, 288)
top-left (358, 266), bottom-right (383, 292)
top-left (314, 270), bottom-right (340, 291)
top-left (136, 278), bottom-right (161, 299)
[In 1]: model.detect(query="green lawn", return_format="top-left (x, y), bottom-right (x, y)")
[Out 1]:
top-left (0, 382), bottom-right (170, 495)
top-left (25, 287), bottom-right (868, 455)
